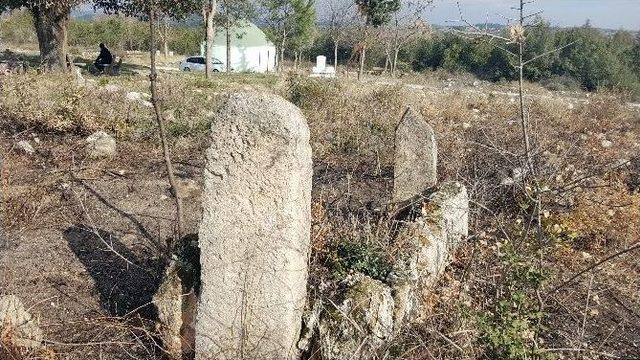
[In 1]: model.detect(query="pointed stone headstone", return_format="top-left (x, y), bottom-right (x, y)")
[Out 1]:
top-left (393, 108), bottom-right (437, 202)
top-left (196, 92), bottom-right (312, 360)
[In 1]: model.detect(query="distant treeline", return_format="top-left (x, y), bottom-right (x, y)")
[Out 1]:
top-left (2, 10), bottom-right (639, 97)
top-left (311, 22), bottom-right (640, 96)
top-left (0, 10), bottom-right (202, 56)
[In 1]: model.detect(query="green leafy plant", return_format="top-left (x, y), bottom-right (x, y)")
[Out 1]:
top-left (328, 241), bottom-right (392, 281)
top-left (476, 244), bottom-right (547, 359)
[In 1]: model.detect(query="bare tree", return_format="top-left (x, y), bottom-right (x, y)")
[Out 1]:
top-left (385, 0), bottom-right (432, 76)
top-left (453, 0), bottom-right (575, 250)
top-left (156, 15), bottom-right (171, 58)
top-left (148, 8), bottom-right (186, 243)
top-left (203, 0), bottom-right (217, 78)
top-left (326, 0), bottom-right (355, 71)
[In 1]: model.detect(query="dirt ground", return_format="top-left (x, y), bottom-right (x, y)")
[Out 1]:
top-left (0, 134), bottom-right (209, 359)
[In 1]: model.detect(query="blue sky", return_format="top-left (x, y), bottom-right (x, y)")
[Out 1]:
top-left (424, 0), bottom-right (640, 30)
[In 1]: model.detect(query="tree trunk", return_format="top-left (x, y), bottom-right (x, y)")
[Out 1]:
top-left (149, 8), bottom-right (185, 247)
top-left (392, 47), bottom-right (399, 76)
top-left (31, 6), bottom-right (70, 71)
top-left (162, 18), bottom-right (170, 58)
top-left (358, 45), bottom-right (366, 80)
top-left (384, 50), bottom-right (390, 73)
top-left (334, 41), bottom-right (338, 71)
top-left (279, 29), bottom-right (286, 72)
top-left (204, 0), bottom-right (217, 79)
top-left (358, 24), bottom-right (368, 80)
top-left (226, 18), bottom-right (231, 72)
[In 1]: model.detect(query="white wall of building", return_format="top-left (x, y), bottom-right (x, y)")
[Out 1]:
top-left (211, 45), bottom-right (276, 73)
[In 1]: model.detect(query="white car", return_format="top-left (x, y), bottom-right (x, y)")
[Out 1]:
top-left (179, 56), bottom-right (225, 72)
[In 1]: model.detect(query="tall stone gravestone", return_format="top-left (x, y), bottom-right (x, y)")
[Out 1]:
top-left (196, 93), bottom-right (313, 359)
top-left (393, 108), bottom-right (437, 202)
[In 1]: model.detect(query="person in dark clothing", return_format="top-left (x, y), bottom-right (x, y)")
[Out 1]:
top-left (94, 43), bottom-right (113, 71)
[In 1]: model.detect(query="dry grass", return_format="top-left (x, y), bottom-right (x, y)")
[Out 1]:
top-left (1, 69), bottom-right (639, 359)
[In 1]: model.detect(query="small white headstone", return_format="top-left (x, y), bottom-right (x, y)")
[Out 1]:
top-left (316, 56), bottom-right (326, 71)
top-left (311, 55), bottom-right (336, 78)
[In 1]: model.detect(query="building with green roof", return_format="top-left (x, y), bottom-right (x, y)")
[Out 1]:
top-left (200, 21), bottom-right (276, 73)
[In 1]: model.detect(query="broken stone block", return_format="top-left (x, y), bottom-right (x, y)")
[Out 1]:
top-left (0, 295), bottom-right (43, 349)
top-left (318, 274), bottom-right (394, 360)
top-left (153, 235), bottom-right (200, 360)
top-left (389, 182), bottom-right (469, 320)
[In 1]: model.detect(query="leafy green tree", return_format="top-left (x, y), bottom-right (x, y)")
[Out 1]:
top-left (354, 0), bottom-right (399, 78)
top-left (354, 0), bottom-right (399, 27)
top-left (552, 25), bottom-right (619, 91)
top-left (288, 0), bottom-right (315, 68)
top-left (633, 33), bottom-right (640, 73)
top-left (522, 19), bottom-right (555, 80)
top-left (94, 16), bottom-right (127, 49)
top-left (262, 0), bottom-right (315, 71)
top-left (0, 0), bottom-right (84, 69)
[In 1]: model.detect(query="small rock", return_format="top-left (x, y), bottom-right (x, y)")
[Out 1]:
top-left (581, 251), bottom-right (593, 260)
top-left (74, 67), bottom-right (85, 86)
top-left (120, 233), bottom-right (137, 244)
top-left (163, 110), bottom-right (176, 122)
top-left (512, 167), bottom-right (525, 181)
top-left (103, 84), bottom-right (120, 93)
top-left (462, 122), bottom-right (471, 130)
top-left (125, 91), bottom-right (143, 102)
top-left (86, 131), bottom-right (116, 158)
top-left (318, 274), bottom-right (394, 360)
top-left (0, 295), bottom-right (43, 348)
top-left (601, 139), bottom-right (613, 148)
top-left (16, 140), bottom-right (35, 155)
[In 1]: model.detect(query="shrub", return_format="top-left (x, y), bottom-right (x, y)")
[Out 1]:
top-left (475, 243), bottom-right (547, 360)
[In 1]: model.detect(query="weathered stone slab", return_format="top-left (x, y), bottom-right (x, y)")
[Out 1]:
top-left (196, 92), bottom-right (312, 360)
top-left (393, 108), bottom-right (437, 203)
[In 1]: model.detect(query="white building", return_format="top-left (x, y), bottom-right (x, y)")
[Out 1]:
top-left (201, 21), bottom-right (276, 73)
